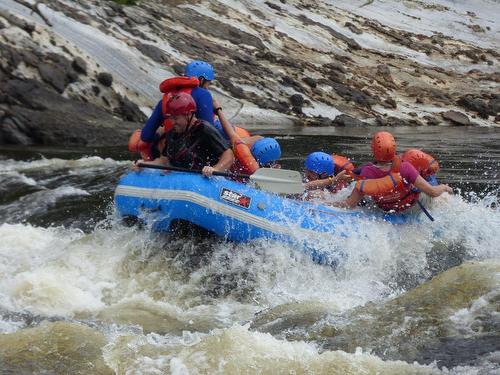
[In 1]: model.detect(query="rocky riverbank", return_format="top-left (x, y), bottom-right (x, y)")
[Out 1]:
top-left (1, 0), bottom-right (499, 146)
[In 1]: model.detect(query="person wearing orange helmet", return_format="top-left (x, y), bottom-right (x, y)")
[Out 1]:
top-left (134, 92), bottom-right (234, 177)
top-left (331, 131), bottom-right (452, 212)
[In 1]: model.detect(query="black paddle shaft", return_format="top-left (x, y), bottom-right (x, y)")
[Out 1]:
top-left (137, 163), bottom-right (249, 179)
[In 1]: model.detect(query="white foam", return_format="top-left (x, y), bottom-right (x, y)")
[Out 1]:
top-left (0, 156), bottom-right (127, 173)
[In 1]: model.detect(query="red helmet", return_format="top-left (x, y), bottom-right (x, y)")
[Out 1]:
top-left (371, 131), bottom-right (396, 162)
top-left (165, 92), bottom-right (197, 117)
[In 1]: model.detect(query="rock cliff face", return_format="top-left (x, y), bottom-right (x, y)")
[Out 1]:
top-left (0, 0), bottom-right (499, 146)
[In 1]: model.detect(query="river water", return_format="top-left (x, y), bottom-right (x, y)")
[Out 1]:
top-left (0, 127), bottom-right (499, 374)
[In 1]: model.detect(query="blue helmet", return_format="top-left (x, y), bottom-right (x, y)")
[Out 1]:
top-left (184, 60), bottom-right (215, 81)
top-left (251, 138), bottom-right (281, 166)
top-left (305, 152), bottom-right (334, 175)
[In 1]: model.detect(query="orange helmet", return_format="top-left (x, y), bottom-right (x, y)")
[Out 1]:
top-left (371, 131), bottom-right (396, 162)
top-left (402, 149), bottom-right (439, 177)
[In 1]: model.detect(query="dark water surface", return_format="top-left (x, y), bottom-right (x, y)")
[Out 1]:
top-left (1, 126), bottom-right (499, 229)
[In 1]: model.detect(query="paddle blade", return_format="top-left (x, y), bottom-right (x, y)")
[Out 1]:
top-left (250, 168), bottom-right (304, 195)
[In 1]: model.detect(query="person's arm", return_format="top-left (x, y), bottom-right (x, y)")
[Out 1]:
top-left (192, 88), bottom-right (214, 125)
top-left (413, 175), bottom-right (452, 197)
top-left (328, 187), bottom-right (363, 208)
top-left (213, 98), bottom-right (239, 143)
top-left (304, 177), bottom-right (334, 191)
top-left (202, 149), bottom-right (235, 177)
top-left (131, 155), bottom-right (168, 171)
top-left (140, 101), bottom-right (163, 142)
top-left (304, 171), bottom-right (352, 191)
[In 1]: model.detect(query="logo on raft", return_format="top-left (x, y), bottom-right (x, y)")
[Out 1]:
top-left (220, 188), bottom-right (251, 209)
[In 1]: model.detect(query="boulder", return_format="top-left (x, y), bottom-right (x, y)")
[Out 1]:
top-left (488, 98), bottom-right (500, 115)
top-left (97, 72), bottom-right (113, 87)
top-left (38, 63), bottom-right (67, 93)
top-left (71, 56), bottom-right (87, 75)
top-left (302, 77), bottom-right (317, 88)
top-left (116, 95), bottom-right (147, 122)
top-left (332, 114), bottom-right (367, 127)
top-left (289, 94), bottom-right (304, 107)
top-left (457, 95), bottom-right (491, 118)
top-left (441, 110), bottom-right (471, 126)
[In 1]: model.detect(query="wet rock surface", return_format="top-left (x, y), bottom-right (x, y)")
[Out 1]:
top-left (1, 0), bottom-right (499, 146)
top-left (0, 10), bottom-right (145, 146)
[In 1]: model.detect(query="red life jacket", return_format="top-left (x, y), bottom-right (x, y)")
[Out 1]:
top-left (355, 157), bottom-right (419, 212)
top-left (159, 76), bottom-right (199, 132)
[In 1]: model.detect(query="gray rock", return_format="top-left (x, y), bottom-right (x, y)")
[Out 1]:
top-left (297, 14), bottom-right (361, 50)
top-left (324, 61), bottom-right (347, 74)
top-left (171, 64), bottom-right (184, 75)
top-left (377, 64), bottom-right (392, 78)
top-left (302, 77), bottom-right (317, 88)
top-left (20, 50), bottom-right (41, 68)
top-left (332, 83), bottom-right (377, 108)
top-left (345, 22), bottom-right (363, 35)
top-left (38, 63), bottom-right (67, 93)
top-left (0, 78), bottom-right (139, 146)
top-left (1, 117), bottom-right (33, 145)
top-left (290, 94), bottom-right (304, 107)
top-left (377, 116), bottom-right (422, 127)
top-left (384, 97), bottom-right (397, 109)
top-left (457, 95), bottom-right (490, 118)
top-left (135, 42), bottom-right (169, 64)
top-left (116, 95), bottom-right (147, 122)
top-left (217, 77), bottom-right (246, 99)
top-left (423, 115), bottom-right (440, 126)
top-left (488, 98), bottom-right (500, 115)
top-left (305, 116), bottom-right (333, 127)
top-left (72, 57), bottom-right (87, 75)
top-left (441, 110), bottom-right (471, 125)
top-left (97, 72), bottom-right (113, 87)
top-left (332, 114), bottom-right (367, 127)
top-left (169, 7), bottom-right (265, 50)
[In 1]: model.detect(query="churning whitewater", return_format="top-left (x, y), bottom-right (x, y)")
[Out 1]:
top-left (0, 145), bottom-right (499, 374)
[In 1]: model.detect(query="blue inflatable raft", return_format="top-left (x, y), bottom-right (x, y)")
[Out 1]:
top-left (114, 169), bottom-right (413, 265)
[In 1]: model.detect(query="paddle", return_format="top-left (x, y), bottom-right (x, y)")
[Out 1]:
top-left (416, 200), bottom-right (435, 221)
top-left (137, 163), bottom-right (305, 195)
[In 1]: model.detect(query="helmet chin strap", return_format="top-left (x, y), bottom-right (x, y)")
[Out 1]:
top-left (185, 112), bottom-right (196, 133)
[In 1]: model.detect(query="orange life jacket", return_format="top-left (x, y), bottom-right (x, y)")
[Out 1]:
top-left (128, 129), bottom-right (156, 161)
top-left (332, 154), bottom-right (355, 174)
top-left (231, 135), bottom-right (259, 175)
top-left (159, 76), bottom-right (199, 132)
top-left (330, 154), bottom-right (355, 193)
top-left (234, 126), bottom-right (251, 138)
top-left (355, 157), bottom-right (419, 212)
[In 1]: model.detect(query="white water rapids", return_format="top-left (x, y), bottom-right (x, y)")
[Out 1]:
top-left (0, 153), bottom-right (499, 374)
